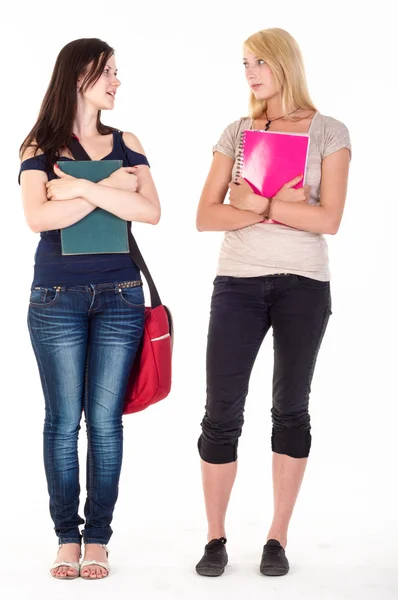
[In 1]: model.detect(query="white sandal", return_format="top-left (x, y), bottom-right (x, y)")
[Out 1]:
top-left (81, 544), bottom-right (110, 580)
top-left (51, 544), bottom-right (81, 580)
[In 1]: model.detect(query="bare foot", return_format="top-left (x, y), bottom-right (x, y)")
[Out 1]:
top-left (81, 544), bottom-right (109, 579)
top-left (51, 543), bottom-right (81, 579)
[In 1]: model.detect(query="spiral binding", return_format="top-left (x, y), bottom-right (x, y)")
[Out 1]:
top-left (235, 130), bottom-right (246, 181)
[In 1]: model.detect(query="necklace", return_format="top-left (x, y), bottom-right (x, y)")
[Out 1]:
top-left (264, 107), bottom-right (300, 131)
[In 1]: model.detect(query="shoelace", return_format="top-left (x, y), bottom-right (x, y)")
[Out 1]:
top-left (206, 538), bottom-right (227, 554)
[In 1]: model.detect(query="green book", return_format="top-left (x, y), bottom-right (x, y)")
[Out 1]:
top-left (59, 160), bottom-right (129, 255)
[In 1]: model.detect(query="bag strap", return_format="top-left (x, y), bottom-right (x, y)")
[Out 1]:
top-left (67, 136), bottom-right (162, 308)
top-left (68, 136), bottom-right (91, 161)
top-left (127, 229), bottom-right (161, 308)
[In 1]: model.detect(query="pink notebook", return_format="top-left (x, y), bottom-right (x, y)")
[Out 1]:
top-left (236, 129), bottom-right (310, 225)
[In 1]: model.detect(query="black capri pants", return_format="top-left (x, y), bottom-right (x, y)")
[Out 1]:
top-left (198, 274), bottom-right (332, 463)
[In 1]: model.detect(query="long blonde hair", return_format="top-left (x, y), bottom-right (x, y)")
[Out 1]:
top-left (244, 28), bottom-right (317, 119)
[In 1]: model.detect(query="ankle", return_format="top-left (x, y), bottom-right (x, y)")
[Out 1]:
top-left (83, 543), bottom-right (109, 554)
top-left (267, 533), bottom-right (287, 548)
top-left (58, 543), bottom-right (81, 552)
top-left (207, 532), bottom-right (227, 543)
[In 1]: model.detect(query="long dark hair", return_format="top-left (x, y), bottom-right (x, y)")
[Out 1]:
top-left (20, 38), bottom-right (115, 166)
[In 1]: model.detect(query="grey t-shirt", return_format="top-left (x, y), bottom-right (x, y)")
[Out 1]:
top-left (213, 111), bottom-right (351, 281)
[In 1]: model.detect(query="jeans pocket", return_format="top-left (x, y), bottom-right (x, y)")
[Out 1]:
top-left (29, 287), bottom-right (60, 307)
top-left (295, 275), bottom-right (330, 290)
top-left (118, 286), bottom-right (145, 308)
top-left (213, 275), bottom-right (234, 285)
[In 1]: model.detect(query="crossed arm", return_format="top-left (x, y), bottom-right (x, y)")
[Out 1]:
top-left (21, 132), bottom-right (160, 233)
top-left (196, 147), bottom-right (350, 235)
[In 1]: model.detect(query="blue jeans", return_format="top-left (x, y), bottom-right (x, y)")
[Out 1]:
top-left (28, 281), bottom-right (145, 545)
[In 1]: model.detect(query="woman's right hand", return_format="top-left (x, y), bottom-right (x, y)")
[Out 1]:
top-left (104, 166), bottom-right (139, 192)
top-left (274, 175), bottom-right (310, 203)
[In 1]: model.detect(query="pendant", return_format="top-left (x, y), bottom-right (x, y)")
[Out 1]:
top-left (264, 120), bottom-right (271, 131)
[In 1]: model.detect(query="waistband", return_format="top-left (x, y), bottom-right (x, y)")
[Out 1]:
top-left (32, 280), bottom-right (143, 293)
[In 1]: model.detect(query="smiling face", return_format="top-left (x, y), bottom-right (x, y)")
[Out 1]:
top-left (243, 49), bottom-right (280, 102)
top-left (77, 54), bottom-right (121, 111)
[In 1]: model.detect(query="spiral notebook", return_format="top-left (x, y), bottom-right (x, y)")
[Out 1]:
top-left (59, 160), bottom-right (129, 255)
top-left (236, 129), bottom-right (310, 225)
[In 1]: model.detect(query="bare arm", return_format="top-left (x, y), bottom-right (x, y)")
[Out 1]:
top-left (84, 132), bottom-right (160, 224)
top-left (196, 152), bottom-right (265, 232)
top-left (229, 147), bottom-right (351, 235)
top-left (268, 148), bottom-right (351, 234)
top-left (20, 150), bottom-right (96, 233)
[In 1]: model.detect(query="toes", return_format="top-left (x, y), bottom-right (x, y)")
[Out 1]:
top-left (52, 565), bottom-right (77, 578)
top-left (81, 564), bottom-right (108, 579)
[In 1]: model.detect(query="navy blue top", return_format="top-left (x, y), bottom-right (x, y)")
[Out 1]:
top-left (19, 130), bottom-right (150, 287)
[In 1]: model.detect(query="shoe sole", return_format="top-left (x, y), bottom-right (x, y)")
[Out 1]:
top-left (196, 566), bottom-right (226, 577)
top-left (260, 565), bottom-right (289, 576)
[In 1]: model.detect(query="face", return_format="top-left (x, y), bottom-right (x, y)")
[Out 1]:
top-left (243, 49), bottom-right (279, 100)
top-left (77, 54), bottom-right (121, 110)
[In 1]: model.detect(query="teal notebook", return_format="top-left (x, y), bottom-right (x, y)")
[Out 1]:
top-left (59, 160), bottom-right (129, 255)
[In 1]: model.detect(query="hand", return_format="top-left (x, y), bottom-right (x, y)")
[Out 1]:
top-left (228, 177), bottom-right (267, 214)
top-left (46, 164), bottom-right (90, 201)
top-left (104, 166), bottom-right (139, 192)
top-left (274, 175), bottom-right (310, 203)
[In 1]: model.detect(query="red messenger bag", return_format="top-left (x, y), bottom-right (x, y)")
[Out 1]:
top-left (123, 229), bottom-right (173, 414)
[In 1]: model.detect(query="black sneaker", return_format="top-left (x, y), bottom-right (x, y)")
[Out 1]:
top-left (259, 539), bottom-right (290, 576)
top-left (195, 537), bottom-right (228, 577)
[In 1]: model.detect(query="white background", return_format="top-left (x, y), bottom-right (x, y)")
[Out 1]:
top-left (1, 0), bottom-right (397, 598)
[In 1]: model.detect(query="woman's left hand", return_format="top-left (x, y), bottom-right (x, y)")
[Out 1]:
top-left (46, 164), bottom-right (90, 201)
top-left (228, 177), bottom-right (266, 214)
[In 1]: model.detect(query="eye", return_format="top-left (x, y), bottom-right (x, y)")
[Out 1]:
top-left (103, 69), bottom-right (110, 75)
top-left (258, 59), bottom-right (265, 65)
